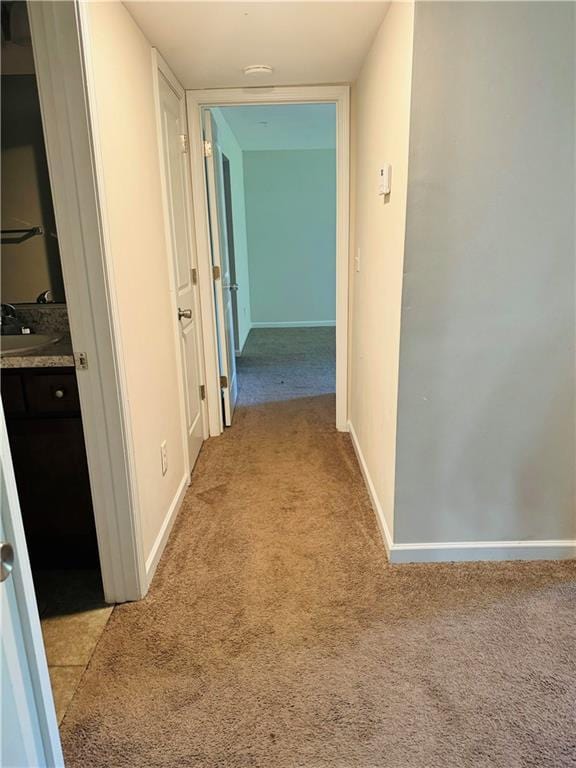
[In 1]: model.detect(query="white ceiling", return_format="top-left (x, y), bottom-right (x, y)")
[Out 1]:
top-left (215, 104), bottom-right (335, 151)
top-left (124, 2), bottom-right (390, 90)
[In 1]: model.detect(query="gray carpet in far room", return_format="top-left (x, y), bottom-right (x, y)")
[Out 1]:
top-left (237, 326), bottom-right (336, 404)
top-left (61, 328), bottom-right (576, 767)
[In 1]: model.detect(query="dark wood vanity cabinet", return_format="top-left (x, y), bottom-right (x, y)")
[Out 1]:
top-left (1, 367), bottom-right (99, 568)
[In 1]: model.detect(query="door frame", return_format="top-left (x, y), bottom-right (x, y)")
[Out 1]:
top-left (28, 0), bottom-right (146, 602)
top-left (203, 109), bottom-right (239, 427)
top-left (221, 154), bottom-right (241, 354)
top-left (186, 85), bottom-right (350, 435)
top-left (151, 49), bottom-right (209, 476)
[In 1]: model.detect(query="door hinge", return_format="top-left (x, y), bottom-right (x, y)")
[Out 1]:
top-left (75, 352), bottom-right (88, 370)
top-left (191, 267), bottom-right (198, 285)
top-left (180, 133), bottom-right (189, 153)
top-left (212, 265), bottom-right (221, 280)
top-left (220, 375), bottom-right (228, 389)
top-left (199, 384), bottom-right (206, 401)
top-left (203, 140), bottom-right (213, 158)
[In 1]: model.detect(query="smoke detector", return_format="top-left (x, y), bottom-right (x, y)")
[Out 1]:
top-left (243, 65), bottom-right (273, 76)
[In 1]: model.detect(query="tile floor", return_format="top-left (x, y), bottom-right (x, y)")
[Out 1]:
top-left (34, 570), bottom-right (113, 725)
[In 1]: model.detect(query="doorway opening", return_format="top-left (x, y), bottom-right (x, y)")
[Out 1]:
top-left (187, 87), bottom-right (350, 436)
top-left (1, 0), bottom-right (110, 729)
top-left (214, 104), bottom-right (336, 414)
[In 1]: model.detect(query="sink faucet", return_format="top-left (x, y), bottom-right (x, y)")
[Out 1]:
top-left (36, 290), bottom-right (53, 304)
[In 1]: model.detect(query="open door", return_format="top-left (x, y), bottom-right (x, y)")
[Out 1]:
top-left (203, 109), bottom-right (238, 426)
top-left (1, 408), bottom-right (64, 767)
top-left (157, 67), bottom-right (205, 469)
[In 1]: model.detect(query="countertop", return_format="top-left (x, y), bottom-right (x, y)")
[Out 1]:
top-left (1, 335), bottom-right (75, 369)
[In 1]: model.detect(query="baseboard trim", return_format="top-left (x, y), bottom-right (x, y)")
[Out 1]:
top-left (347, 420), bottom-right (393, 554)
top-left (251, 321), bottom-right (336, 329)
top-left (145, 473), bottom-right (189, 585)
top-left (347, 422), bottom-right (576, 564)
top-left (390, 539), bottom-right (576, 564)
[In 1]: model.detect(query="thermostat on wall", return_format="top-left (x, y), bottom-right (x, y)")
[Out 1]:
top-left (378, 164), bottom-right (391, 196)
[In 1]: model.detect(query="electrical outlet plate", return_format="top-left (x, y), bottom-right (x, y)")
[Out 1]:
top-left (160, 441), bottom-right (168, 476)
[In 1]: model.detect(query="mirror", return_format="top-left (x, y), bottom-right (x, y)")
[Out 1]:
top-left (1, 12), bottom-right (65, 305)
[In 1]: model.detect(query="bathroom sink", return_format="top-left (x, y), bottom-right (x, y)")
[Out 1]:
top-left (1, 334), bottom-right (63, 357)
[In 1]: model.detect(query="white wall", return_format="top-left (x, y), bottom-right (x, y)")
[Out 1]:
top-left (243, 149), bottom-right (336, 326)
top-left (394, 2), bottom-right (576, 547)
top-left (82, 2), bottom-right (187, 568)
top-left (348, 2), bottom-right (415, 541)
top-left (211, 109), bottom-right (252, 352)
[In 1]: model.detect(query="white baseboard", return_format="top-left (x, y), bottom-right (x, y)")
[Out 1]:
top-left (348, 421), bottom-right (576, 565)
top-left (390, 539), bottom-right (576, 564)
top-left (251, 321), bottom-right (336, 329)
top-left (347, 420), bottom-right (393, 554)
top-left (145, 473), bottom-right (189, 586)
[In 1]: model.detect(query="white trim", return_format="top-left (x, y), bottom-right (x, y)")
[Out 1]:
top-left (186, 97), bottom-right (224, 436)
top-left (145, 473), bottom-right (189, 585)
top-left (29, 1), bottom-right (146, 603)
top-left (334, 87), bottom-right (350, 432)
top-left (349, 421), bottom-right (576, 565)
top-left (251, 321), bottom-right (336, 329)
top-left (348, 420), bottom-right (393, 554)
top-left (186, 85), bottom-right (350, 434)
top-left (390, 540), bottom-right (576, 564)
top-left (203, 109), bottom-right (239, 426)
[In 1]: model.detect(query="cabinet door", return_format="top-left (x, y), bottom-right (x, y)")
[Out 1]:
top-left (24, 372), bottom-right (80, 415)
top-left (7, 418), bottom-right (98, 567)
top-left (0, 374), bottom-right (26, 415)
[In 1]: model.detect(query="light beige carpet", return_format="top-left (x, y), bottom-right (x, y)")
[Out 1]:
top-left (62, 329), bottom-right (576, 767)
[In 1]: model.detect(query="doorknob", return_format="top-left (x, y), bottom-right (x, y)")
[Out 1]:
top-left (178, 308), bottom-right (192, 321)
top-left (224, 283), bottom-right (239, 292)
top-left (0, 542), bottom-right (14, 583)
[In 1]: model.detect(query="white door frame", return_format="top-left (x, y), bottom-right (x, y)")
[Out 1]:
top-left (186, 86), bottom-right (350, 435)
top-left (151, 49), bottom-right (209, 472)
top-left (203, 109), bottom-right (239, 427)
top-left (28, 0), bottom-right (146, 602)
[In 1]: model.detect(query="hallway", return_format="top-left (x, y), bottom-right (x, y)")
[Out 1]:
top-left (60, 330), bottom-right (576, 767)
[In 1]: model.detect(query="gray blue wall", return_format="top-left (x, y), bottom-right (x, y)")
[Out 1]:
top-left (394, 1), bottom-right (576, 545)
top-left (243, 149), bottom-right (336, 326)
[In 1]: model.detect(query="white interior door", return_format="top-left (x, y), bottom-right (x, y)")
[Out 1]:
top-left (203, 110), bottom-right (238, 426)
top-left (1, 409), bottom-right (64, 767)
top-left (158, 71), bottom-right (204, 469)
